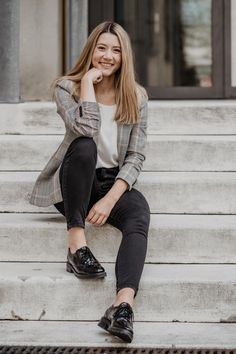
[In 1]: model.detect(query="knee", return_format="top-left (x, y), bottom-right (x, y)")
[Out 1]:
top-left (123, 191), bottom-right (150, 237)
top-left (128, 212), bottom-right (150, 238)
top-left (66, 137), bottom-right (97, 161)
top-left (130, 189), bottom-right (150, 218)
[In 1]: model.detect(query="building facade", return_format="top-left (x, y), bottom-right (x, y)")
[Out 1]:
top-left (0, 0), bottom-right (236, 102)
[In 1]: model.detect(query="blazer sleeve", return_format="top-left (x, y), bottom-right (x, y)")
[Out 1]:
top-left (115, 99), bottom-right (148, 191)
top-left (54, 80), bottom-right (101, 137)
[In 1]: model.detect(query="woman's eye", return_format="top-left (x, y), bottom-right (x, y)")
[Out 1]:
top-left (97, 46), bottom-right (120, 53)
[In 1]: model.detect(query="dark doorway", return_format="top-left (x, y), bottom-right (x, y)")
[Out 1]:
top-left (89, 0), bottom-right (234, 99)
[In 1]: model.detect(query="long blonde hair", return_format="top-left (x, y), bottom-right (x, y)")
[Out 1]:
top-left (51, 21), bottom-right (148, 124)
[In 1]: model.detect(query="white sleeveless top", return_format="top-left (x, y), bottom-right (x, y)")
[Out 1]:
top-left (96, 102), bottom-right (119, 169)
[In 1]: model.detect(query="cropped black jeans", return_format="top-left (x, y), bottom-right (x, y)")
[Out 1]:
top-left (54, 136), bottom-right (150, 296)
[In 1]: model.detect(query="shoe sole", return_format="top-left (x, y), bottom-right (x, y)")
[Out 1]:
top-left (108, 325), bottom-right (133, 343)
top-left (98, 316), bottom-right (111, 331)
top-left (66, 262), bottom-right (107, 279)
top-left (98, 318), bottom-right (133, 343)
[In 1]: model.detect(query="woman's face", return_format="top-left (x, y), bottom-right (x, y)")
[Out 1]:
top-left (92, 32), bottom-right (122, 77)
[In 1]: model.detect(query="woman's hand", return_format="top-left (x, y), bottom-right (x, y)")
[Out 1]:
top-left (82, 67), bottom-right (103, 85)
top-left (80, 67), bottom-right (103, 102)
top-left (86, 196), bottom-right (115, 226)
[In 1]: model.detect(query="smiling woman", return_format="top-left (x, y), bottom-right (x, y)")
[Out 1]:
top-left (94, 33), bottom-right (121, 72)
top-left (87, 32), bottom-right (122, 105)
top-left (29, 21), bottom-right (150, 343)
top-left (51, 21), bottom-right (147, 124)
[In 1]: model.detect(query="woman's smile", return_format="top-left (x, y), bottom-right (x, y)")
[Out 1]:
top-left (99, 62), bottom-right (114, 68)
top-left (100, 62), bottom-right (113, 65)
top-left (92, 32), bottom-right (121, 76)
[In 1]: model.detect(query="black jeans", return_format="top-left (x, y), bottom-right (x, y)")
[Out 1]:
top-left (54, 136), bottom-right (150, 295)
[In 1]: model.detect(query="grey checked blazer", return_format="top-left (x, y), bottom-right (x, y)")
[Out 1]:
top-left (29, 79), bottom-right (148, 207)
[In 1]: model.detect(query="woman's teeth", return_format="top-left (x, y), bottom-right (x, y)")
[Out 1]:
top-left (100, 63), bottom-right (113, 67)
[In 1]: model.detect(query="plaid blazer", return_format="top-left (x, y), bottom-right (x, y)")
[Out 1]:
top-left (29, 79), bottom-right (148, 207)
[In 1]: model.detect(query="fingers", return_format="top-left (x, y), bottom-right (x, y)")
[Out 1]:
top-left (95, 69), bottom-right (103, 83)
top-left (90, 214), bottom-right (107, 226)
top-left (97, 74), bottom-right (103, 82)
top-left (86, 209), bottom-right (97, 223)
top-left (86, 208), bottom-right (107, 226)
top-left (94, 75), bottom-right (103, 84)
top-left (95, 215), bottom-right (107, 226)
top-left (85, 67), bottom-right (103, 84)
top-left (89, 213), bottom-right (100, 224)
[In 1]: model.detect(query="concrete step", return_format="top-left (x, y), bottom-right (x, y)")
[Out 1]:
top-left (148, 100), bottom-right (236, 135)
top-left (0, 102), bottom-right (64, 135)
top-left (146, 135), bottom-right (236, 171)
top-left (1, 171), bottom-right (236, 214)
top-left (1, 100), bottom-right (236, 135)
top-left (2, 135), bottom-right (236, 171)
top-left (1, 213), bottom-right (236, 263)
top-left (1, 320), bottom-right (236, 348)
top-left (0, 262), bottom-right (236, 322)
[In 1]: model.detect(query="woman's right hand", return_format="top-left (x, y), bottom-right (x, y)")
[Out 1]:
top-left (82, 67), bottom-right (103, 85)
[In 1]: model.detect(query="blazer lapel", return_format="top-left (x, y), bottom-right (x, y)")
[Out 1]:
top-left (117, 122), bottom-right (132, 168)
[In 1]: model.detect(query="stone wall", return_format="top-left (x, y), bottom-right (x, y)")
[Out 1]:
top-left (19, 0), bottom-right (63, 101)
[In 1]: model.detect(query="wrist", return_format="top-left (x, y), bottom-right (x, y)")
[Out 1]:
top-left (80, 77), bottom-right (96, 102)
top-left (104, 193), bottom-right (118, 206)
top-left (81, 76), bottom-right (93, 85)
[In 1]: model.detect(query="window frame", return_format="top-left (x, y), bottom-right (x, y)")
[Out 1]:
top-left (88, 0), bottom-right (235, 99)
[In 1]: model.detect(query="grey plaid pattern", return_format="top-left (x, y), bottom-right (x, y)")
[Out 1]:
top-left (29, 79), bottom-right (148, 207)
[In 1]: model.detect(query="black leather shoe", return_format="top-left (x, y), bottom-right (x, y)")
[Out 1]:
top-left (66, 246), bottom-right (106, 279)
top-left (98, 302), bottom-right (134, 343)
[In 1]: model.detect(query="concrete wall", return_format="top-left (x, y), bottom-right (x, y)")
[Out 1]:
top-left (19, 0), bottom-right (63, 101)
top-left (64, 0), bottom-right (88, 72)
top-left (231, 0), bottom-right (236, 87)
top-left (0, 1), bottom-right (20, 102)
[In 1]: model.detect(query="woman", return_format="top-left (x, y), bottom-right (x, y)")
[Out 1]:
top-left (29, 21), bottom-right (150, 343)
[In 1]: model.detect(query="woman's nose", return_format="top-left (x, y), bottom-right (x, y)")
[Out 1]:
top-left (103, 49), bottom-right (113, 59)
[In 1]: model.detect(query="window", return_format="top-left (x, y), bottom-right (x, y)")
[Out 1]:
top-left (89, 0), bottom-right (234, 98)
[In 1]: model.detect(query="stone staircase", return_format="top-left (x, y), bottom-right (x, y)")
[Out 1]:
top-left (0, 100), bottom-right (236, 349)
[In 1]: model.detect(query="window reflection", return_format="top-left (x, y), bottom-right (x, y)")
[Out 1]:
top-left (115, 0), bottom-right (212, 87)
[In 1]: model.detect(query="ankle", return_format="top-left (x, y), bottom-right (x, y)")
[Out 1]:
top-left (113, 299), bottom-right (134, 308)
top-left (69, 243), bottom-right (87, 254)
top-left (68, 227), bottom-right (87, 253)
top-left (113, 288), bottom-right (135, 308)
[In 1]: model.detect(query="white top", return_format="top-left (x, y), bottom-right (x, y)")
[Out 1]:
top-left (96, 103), bottom-right (119, 169)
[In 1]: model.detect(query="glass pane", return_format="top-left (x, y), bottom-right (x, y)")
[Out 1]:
top-left (115, 0), bottom-right (212, 87)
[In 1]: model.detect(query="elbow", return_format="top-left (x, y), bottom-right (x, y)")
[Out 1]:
top-left (72, 122), bottom-right (100, 138)
top-left (81, 127), bottom-right (99, 138)
top-left (71, 128), bottom-right (98, 138)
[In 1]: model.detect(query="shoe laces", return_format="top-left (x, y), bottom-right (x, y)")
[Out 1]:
top-left (114, 303), bottom-right (134, 321)
top-left (79, 247), bottom-right (99, 266)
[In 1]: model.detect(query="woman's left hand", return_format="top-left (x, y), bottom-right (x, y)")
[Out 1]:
top-left (86, 196), bottom-right (115, 226)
